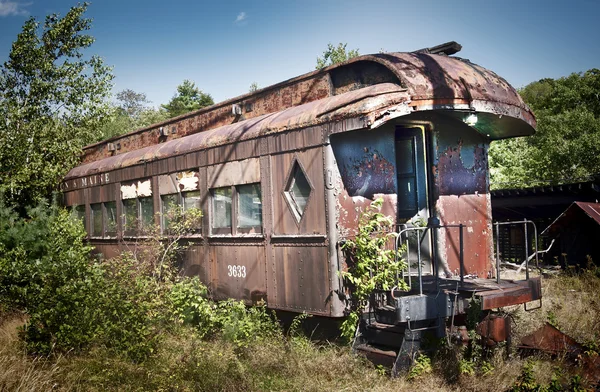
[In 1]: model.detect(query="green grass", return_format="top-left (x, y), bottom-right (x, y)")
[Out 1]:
top-left (2, 271), bottom-right (599, 391)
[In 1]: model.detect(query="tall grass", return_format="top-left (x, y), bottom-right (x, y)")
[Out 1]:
top-left (1, 271), bottom-right (599, 391)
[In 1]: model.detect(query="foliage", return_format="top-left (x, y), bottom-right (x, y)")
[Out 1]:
top-left (508, 360), bottom-right (539, 392)
top-left (0, 3), bottom-right (113, 207)
top-left (169, 277), bottom-right (279, 346)
top-left (0, 201), bottom-right (100, 353)
top-left (96, 89), bottom-right (169, 142)
top-left (339, 198), bottom-right (407, 341)
top-left (489, 69), bottom-right (600, 189)
top-left (162, 79), bottom-right (214, 118)
top-left (315, 42), bottom-right (359, 69)
top-left (407, 354), bottom-right (432, 381)
top-left (249, 81), bottom-right (259, 93)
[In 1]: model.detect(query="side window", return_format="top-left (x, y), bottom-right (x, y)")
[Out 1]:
top-left (284, 162), bottom-right (312, 222)
top-left (140, 197), bottom-right (154, 230)
top-left (73, 205), bottom-right (86, 229)
top-left (237, 184), bottom-right (262, 233)
top-left (161, 193), bottom-right (180, 232)
top-left (121, 179), bottom-right (154, 236)
top-left (122, 199), bottom-right (138, 236)
top-left (105, 201), bottom-right (117, 237)
top-left (211, 183), bottom-right (262, 235)
top-left (90, 203), bottom-right (103, 237)
top-left (183, 190), bottom-right (202, 234)
top-left (212, 187), bottom-right (232, 234)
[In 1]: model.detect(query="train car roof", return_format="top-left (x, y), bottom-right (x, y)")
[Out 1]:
top-left (66, 51), bottom-right (536, 180)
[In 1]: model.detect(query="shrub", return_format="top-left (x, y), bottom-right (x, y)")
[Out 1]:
top-left (339, 198), bottom-right (407, 341)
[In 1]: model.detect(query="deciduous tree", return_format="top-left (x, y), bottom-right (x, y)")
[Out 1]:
top-left (0, 3), bottom-right (113, 207)
top-left (315, 42), bottom-right (359, 69)
top-left (98, 89), bottom-right (168, 141)
top-left (489, 69), bottom-right (600, 189)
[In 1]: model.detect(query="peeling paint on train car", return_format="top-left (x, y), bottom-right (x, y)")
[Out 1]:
top-left (331, 128), bottom-right (397, 198)
top-left (177, 171), bottom-right (199, 192)
top-left (431, 116), bottom-right (493, 277)
top-left (331, 127), bottom-right (398, 238)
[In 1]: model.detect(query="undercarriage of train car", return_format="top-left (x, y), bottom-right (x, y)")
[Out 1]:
top-left (330, 111), bottom-right (542, 375)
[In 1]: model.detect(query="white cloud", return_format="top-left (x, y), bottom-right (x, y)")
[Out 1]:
top-left (0, 1), bottom-right (30, 17)
top-left (235, 11), bottom-right (246, 24)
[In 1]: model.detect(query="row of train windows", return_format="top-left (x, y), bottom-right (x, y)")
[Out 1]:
top-left (70, 183), bottom-right (263, 237)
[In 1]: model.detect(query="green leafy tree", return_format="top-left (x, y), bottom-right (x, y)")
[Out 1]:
top-left (249, 81), bottom-right (259, 93)
top-left (0, 3), bottom-right (113, 208)
top-left (162, 79), bottom-right (214, 118)
top-left (316, 42), bottom-right (359, 69)
top-left (489, 69), bottom-right (600, 188)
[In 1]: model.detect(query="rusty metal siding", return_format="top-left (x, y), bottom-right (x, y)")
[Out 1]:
top-left (90, 242), bottom-right (122, 260)
top-left (331, 127), bottom-right (397, 199)
top-left (210, 243), bottom-right (267, 303)
top-left (88, 184), bottom-right (116, 204)
top-left (331, 126), bottom-right (399, 238)
top-left (271, 245), bottom-right (330, 314)
top-left (182, 244), bottom-right (209, 286)
top-left (271, 148), bottom-right (326, 236)
top-left (63, 190), bottom-right (85, 206)
top-left (430, 114), bottom-right (493, 277)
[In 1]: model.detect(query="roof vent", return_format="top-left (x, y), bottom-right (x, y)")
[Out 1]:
top-left (412, 41), bottom-right (462, 56)
top-left (232, 104), bottom-right (242, 116)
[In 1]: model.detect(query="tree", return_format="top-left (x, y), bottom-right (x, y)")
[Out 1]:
top-left (162, 80), bottom-right (214, 118)
top-left (489, 69), bottom-right (600, 189)
top-left (315, 42), bottom-right (359, 69)
top-left (97, 89), bottom-right (168, 142)
top-left (249, 82), bottom-right (259, 93)
top-left (0, 3), bottom-right (113, 208)
top-left (116, 88), bottom-right (149, 119)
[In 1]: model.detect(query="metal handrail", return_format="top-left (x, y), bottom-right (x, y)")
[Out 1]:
top-left (492, 220), bottom-right (538, 282)
top-left (394, 223), bottom-right (465, 295)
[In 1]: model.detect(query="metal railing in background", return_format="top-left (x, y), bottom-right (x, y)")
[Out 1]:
top-left (492, 220), bottom-right (539, 282)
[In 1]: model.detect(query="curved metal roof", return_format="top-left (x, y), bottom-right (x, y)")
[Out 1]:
top-left (65, 52), bottom-right (536, 180)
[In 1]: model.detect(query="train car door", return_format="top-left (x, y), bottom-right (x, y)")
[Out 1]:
top-left (395, 126), bottom-right (432, 274)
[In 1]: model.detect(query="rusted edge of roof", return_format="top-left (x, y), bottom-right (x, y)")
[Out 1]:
top-left (65, 84), bottom-right (410, 180)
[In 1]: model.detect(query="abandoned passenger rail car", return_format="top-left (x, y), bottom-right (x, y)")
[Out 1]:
top-left (62, 43), bottom-right (540, 371)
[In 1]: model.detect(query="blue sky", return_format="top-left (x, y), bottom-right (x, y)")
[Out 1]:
top-left (1, 0), bottom-right (598, 108)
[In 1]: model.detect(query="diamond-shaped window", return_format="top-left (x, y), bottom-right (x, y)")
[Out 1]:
top-left (284, 161), bottom-right (312, 222)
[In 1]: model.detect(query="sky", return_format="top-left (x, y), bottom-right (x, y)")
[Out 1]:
top-left (0, 0), bottom-right (599, 108)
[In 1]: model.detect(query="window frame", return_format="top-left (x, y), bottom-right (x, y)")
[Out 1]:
top-left (283, 159), bottom-right (313, 224)
top-left (210, 183), bottom-right (263, 236)
top-left (104, 201), bottom-right (118, 238)
top-left (121, 179), bottom-right (155, 237)
top-left (90, 202), bottom-right (104, 238)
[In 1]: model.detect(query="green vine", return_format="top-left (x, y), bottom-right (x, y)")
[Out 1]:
top-left (339, 198), bottom-right (408, 341)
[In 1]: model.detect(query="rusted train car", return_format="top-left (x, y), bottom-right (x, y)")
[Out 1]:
top-left (62, 43), bottom-right (541, 371)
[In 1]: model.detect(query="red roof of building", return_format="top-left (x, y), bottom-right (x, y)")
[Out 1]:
top-left (542, 202), bottom-right (600, 236)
